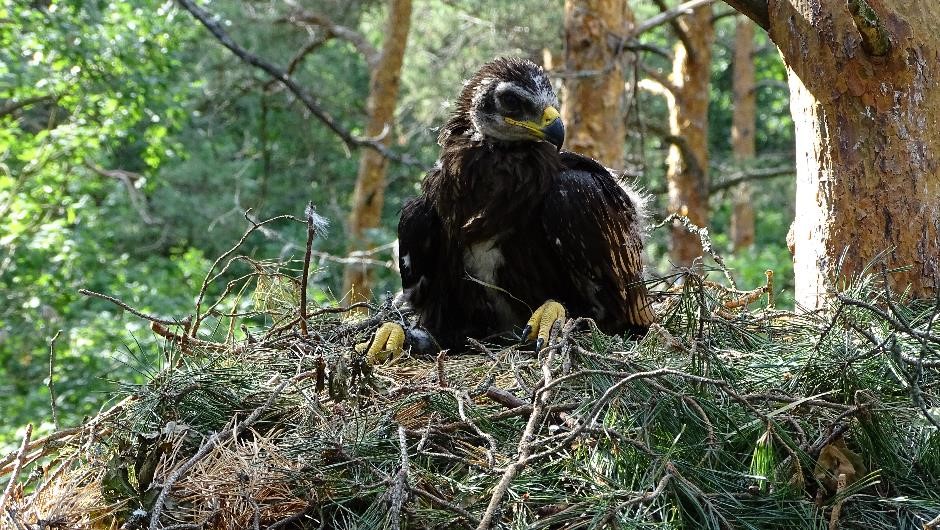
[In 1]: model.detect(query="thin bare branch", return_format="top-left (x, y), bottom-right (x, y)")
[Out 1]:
top-left (174, 0), bottom-right (419, 166)
top-left (280, 10), bottom-right (380, 69)
top-left (299, 202), bottom-right (319, 337)
top-left (0, 424), bottom-right (32, 511)
top-left (651, 0), bottom-right (697, 61)
top-left (79, 289), bottom-right (185, 326)
top-left (709, 165), bottom-right (794, 193)
top-left (633, 0), bottom-right (718, 36)
top-left (285, 36), bottom-right (329, 77)
top-left (191, 212), bottom-right (301, 336)
top-left (48, 330), bottom-right (62, 430)
top-left (475, 322), bottom-right (568, 530)
top-left (84, 161), bottom-right (160, 225)
top-left (0, 95), bottom-right (55, 118)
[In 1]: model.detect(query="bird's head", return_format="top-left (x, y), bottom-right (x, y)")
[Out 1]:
top-left (453, 57), bottom-right (565, 150)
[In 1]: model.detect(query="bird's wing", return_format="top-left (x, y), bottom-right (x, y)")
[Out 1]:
top-left (540, 151), bottom-right (655, 333)
top-left (398, 194), bottom-right (444, 309)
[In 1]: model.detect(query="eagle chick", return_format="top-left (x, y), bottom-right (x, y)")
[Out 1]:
top-left (369, 57), bottom-right (655, 359)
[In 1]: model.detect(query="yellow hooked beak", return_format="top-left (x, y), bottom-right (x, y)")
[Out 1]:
top-left (504, 106), bottom-right (566, 150)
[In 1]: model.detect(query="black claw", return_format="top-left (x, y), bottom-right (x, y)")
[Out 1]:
top-left (520, 325), bottom-right (531, 343)
top-left (535, 337), bottom-right (544, 352)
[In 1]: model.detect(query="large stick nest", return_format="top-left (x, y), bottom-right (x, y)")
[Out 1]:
top-left (3, 213), bottom-right (940, 530)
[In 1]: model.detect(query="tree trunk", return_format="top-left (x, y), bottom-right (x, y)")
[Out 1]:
top-left (666, 5), bottom-right (714, 267)
top-left (736, 0), bottom-right (940, 307)
top-left (342, 0), bottom-right (412, 305)
top-left (561, 0), bottom-right (633, 168)
top-left (730, 16), bottom-right (756, 250)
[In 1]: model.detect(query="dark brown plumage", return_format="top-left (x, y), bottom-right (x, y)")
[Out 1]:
top-left (399, 57), bottom-right (654, 350)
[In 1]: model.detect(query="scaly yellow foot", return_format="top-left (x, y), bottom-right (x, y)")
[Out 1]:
top-left (355, 322), bottom-right (406, 364)
top-left (521, 300), bottom-right (566, 352)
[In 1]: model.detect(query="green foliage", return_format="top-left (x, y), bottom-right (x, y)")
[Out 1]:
top-left (0, 0), bottom-right (201, 446)
top-left (749, 427), bottom-right (775, 493)
top-left (5, 262), bottom-right (939, 529)
top-left (0, 0), bottom-right (799, 454)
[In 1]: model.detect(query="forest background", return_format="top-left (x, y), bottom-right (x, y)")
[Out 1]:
top-left (0, 0), bottom-right (798, 447)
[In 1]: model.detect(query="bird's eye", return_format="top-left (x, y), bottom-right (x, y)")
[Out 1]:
top-left (500, 92), bottom-right (524, 112)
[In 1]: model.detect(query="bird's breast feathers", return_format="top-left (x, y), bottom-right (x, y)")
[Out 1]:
top-left (463, 237), bottom-right (504, 286)
top-left (462, 237), bottom-right (519, 322)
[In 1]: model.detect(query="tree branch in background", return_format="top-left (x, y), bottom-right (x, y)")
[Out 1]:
top-left (0, 95), bottom-right (56, 119)
top-left (641, 122), bottom-right (705, 184)
top-left (754, 78), bottom-right (790, 93)
top-left (280, 10), bottom-right (380, 69)
top-left (624, 41), bottom-right (672, 60)
top-left (720, 0), bottom-right (769, 30)
top-left (284, 35), bottom-right (330, 79)
top-left (174, 0), bottom-right (419, 166)
top-left (638, 64), bottom-right (679, 97)
top-left (0, 424), bottom-right (31, 512)
top-left (651, 0), bottom-right (696, 61)
top-left (709, 165), bottom-right (794, 194)
top-left (643, 165), bottom-right (794, 195)
top-left (711, 7), bottom-right (740, 23)
top-left (632, 0), bottom-right (718, 37)
top-left (84, 161), bottom-right (160, 225)
top-left (264, 35), bottom-right (332, 90)
top-left (638, 120), bottom-right (793, 196)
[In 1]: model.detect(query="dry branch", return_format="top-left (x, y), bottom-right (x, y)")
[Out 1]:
top-left (279, 10), bottom-right (379, 68)
top-left (0, 95), bottom-right (55, 118)
top-left (475, 328), bottom-right (562, 530)
top-left (0, 425), bottom-right (31, 512)
top-left (174, 0), bottom-right (419, 166)
top-left (83, 161), bottom-right (160, 225)
top-left (5, 227), bottom-right (940, 529)
top-left (47, 330), bottom-right (62, 431)
top-left (149, 372), bottom-right (313, 530)
top-left (634, 0), bottom-right (719, 36)
top-left (299, 203), bottom-right (319, 337)
top-left (192, 212), bottom-right (301, 336)
top-left (650, 0), bottom-right (698, 61)
top-left (78, 289), bottom-right (185, 326)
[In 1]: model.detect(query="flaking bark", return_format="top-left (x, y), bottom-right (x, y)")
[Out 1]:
top-left (561, 0), bottom-right (634, 168)
top-left (764, 0), bottom-right (940, 306)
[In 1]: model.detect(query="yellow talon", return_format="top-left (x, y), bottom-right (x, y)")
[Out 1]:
top-left (356, 322), bottom-right (406, 364)
top-left (523, 300), bottom-right (566, 351)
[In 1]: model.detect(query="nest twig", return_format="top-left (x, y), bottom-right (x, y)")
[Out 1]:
top-left (4, 215), bottom-right (939, 530)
